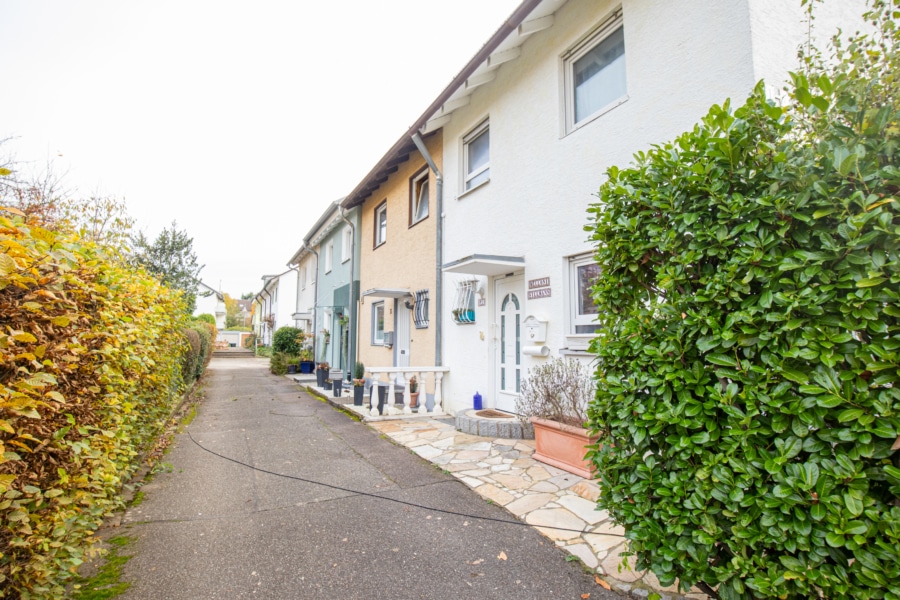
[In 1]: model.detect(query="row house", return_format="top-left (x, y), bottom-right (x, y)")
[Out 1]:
top-left (251, 269), bottom-right (298, 346)
top-left (291, 0), bottom-right (861, 416)
top-left (287, 201), bottom-right (361, 375)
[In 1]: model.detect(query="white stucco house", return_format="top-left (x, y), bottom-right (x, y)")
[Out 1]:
top-left (252, 269), bottom-right (299, 346)
top-left (194, 281), bottom-right (226, 330)
top-left (352, 0), bottom-right (862, 415)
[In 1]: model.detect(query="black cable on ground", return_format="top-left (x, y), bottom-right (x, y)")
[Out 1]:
top-left (186, 429), bottom-right (625, 538)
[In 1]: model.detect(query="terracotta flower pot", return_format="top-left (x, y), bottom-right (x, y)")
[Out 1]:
top-left (530, 417), bottom-right (600, 479)
top-left (409, 391), bottom-right (419, 409)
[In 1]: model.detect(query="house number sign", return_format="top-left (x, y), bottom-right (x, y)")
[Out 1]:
top-left (527, 277), bottom-right (551, 299)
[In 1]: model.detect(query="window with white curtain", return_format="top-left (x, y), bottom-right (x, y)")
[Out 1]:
top-left (569, 254), bottom-right (600, 336)
top-left (463, 119), bottom-right (490, 191)
top-left (342, 226), bottom-right (352, 263)
top-left (563, 11), bottom-right (626, 134)
top-left (410, 167), bottom-right (429, 226)
top-left (374, 201), bottom-right (387, 247)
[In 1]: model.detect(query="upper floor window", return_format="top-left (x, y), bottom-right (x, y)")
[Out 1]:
top-left (374, 201), bottom-right (387, 248)
top-left (570, 254), bottom-right (600, 336)
top-left (325, 240), bottom-right (333, 273)
top-left (342, 226), bottom-right (352, 263)
top-left (563, 12), bottom-right (626, 133)
top-left (410, 167), bottom-right (429, 226)
top-left (463, 119), bottom-right (490, 191)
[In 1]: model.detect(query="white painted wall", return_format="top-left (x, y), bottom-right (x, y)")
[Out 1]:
top-left (438, 0), bottom-right (863, 414)
top-left (295, 252), bottom-right (317, 335)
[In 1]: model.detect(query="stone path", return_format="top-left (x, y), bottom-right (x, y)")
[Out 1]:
top-left (368, 417), bottom-right (708, 600)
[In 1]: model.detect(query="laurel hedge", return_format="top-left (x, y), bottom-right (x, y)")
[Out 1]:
top-left (586, 5), bottom-right (899, 599)
top-left (0, 209), bottom-right (192, 598)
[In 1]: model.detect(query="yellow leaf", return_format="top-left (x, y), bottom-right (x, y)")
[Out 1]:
top-left (22, 301), bottom-right (43, 312)
top-left (12, 332), bottom-right (37, 343)
top-left (45, 391), bottom-right (65, 403)
top-left (0, 206), bottom-right (25, 216)
top-left (34, 345), bottom-right (46, 358)
top-left (0, 420), bottom-right (14, 434)
top-left (51, 316), bottom-right (70, 327)
top-left (0, 254), bottom-right (16, 276)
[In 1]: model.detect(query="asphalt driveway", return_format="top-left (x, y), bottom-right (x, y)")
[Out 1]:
top-left (114, 356), bottom-right (617, 599)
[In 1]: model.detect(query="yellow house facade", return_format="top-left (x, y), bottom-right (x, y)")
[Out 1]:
top-left (341, 131), bottom-right (442, 390)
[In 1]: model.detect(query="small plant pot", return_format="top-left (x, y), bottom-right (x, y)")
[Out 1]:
top-left (300, 361), bottom-right (315, 374)
top-left (316, 369), bottom-right (326, 387)
top-left (353, 385), bottom-right (364, 406)
top-left (287, 365), bottom-right (297, 374)
top-left (409, 392), bottom-right (419, 410)
top-left (324, 380), bottom-right (332, 391)
top-left (333, 380), bottom-right (342, 398)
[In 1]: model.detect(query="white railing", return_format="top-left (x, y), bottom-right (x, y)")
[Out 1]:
top-left (366, 367), bottom-right (450, 417)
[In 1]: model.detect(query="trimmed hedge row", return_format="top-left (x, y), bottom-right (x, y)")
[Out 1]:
top-left (586, 6), bottom-right (899, 599)
top-left (0, 210), bottom-right (192, 598)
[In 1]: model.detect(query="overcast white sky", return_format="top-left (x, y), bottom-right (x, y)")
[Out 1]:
top-left (1, 0), bottom-right (521, 297)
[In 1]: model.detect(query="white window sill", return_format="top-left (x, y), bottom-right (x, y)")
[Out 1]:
top-left (457, 178), bottom-right (490, 200)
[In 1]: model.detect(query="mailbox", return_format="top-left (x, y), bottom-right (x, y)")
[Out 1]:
top-left (523, 316), bottom-right (547, 343)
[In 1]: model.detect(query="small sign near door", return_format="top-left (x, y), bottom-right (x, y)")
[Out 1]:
top-left (527, 276), bottom-right (551, 299)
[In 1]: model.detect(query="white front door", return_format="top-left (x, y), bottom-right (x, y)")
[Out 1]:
top-left (394, 300), bottom-right (411, 368)
top-left (495, 276), bottom-right (523, 413)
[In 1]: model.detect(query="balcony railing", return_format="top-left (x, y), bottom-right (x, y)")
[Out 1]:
top-left (365, 367), bottom-right (450, 417)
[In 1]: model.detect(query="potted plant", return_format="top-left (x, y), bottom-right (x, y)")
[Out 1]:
top-left (316, 361), bottom-right (329, 387)
top-left (286, 355), bottom-right (300, 374)
top-left (299, 348), bottom-right (315, 374)
top-left (333, 377), bottom-right (342, 398)
top-left (352, 362), bottom-right (366, 406)
top-left (324, 378), bottom-right (332, 391)
top-left (408, 375), bottom-right (419, 410)
top-left (515, 357), bottom-right (599, 478)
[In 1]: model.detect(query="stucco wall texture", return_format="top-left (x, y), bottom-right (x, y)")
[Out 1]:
top-left (437, 0), bottom-right (864, 414)
top-left (357, 131), bottom-right (443, 374)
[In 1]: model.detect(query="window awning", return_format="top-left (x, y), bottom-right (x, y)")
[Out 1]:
top-left (362, 288), bottom-right (412, 299)
top-left (442, 254), bottom-right (525, 276)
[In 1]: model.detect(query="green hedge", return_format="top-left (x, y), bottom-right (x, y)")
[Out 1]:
top-left (586, 7), bottom-right (899, 599)
top-left (0, 213), bottom-right (188, 598)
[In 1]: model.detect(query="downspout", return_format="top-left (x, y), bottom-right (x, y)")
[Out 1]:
top-left (411, 132), bottom-right (443, 367)
top-left (339, 208), bottom-right (355, 380)
top-left (303, 241), bottom-right (320, 364)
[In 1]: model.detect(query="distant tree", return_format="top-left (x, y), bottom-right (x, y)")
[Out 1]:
top-left (241, 292), bottom-right (254, 300)
top-left (131, 221), bottom-right (202, 313)
top-left (195, 313), bottom-right (216, 325)
top-left (224, 293), bottom-right (241, 328)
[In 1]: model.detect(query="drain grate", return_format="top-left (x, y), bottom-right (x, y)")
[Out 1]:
top-left (475, 409), bottom-right (515, 419)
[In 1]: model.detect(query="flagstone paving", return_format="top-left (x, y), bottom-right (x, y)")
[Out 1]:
top-left (368, 417), bottom-right (709, 600)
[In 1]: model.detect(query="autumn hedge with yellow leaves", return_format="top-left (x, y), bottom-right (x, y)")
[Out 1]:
top-left (0, 207), bottom-right (192, 598)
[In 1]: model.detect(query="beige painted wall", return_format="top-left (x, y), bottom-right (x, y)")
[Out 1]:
top-left (357, 132), bottom-right (442, 376)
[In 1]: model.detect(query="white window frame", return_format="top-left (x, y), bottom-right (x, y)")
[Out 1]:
top-left (410, 167), bottom-right (429, 226)
top-left (371, 301), bottom-right (385, 345)
top-left (342, 226), bottom-right (352, 263)
top-left (374, 201), bottom-right (387, 247)
top-left (462, 119), bottom-right (490, 192)
top-left (325, 240), bottom-right (333, 273)
top-left (569, 254), bottom-right (600, 342)
top-left (562, 10), bottom-right (627, 135)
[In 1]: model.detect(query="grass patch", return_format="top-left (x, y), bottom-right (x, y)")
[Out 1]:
top-left (176, 404), bottom-right (198, 433)
top-left (70, 536), bottom-right (135, 600)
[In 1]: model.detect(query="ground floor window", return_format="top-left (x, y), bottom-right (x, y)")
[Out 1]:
top-left (371, 301), bottom-right (385, 345)
top-left (570, 254), bottom-right (600, 335)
